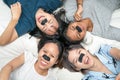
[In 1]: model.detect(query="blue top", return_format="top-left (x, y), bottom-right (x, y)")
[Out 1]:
top-left (3, 0), bottom-right (62, 36)
top-left (83, 44), bottom-right (120, 80)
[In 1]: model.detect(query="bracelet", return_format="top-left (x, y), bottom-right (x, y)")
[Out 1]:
top-left (77, 3), bottom-right (82, 6)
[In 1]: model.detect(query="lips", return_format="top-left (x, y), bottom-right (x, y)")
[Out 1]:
top-left (40, 59), bottom-right (48, 66)
top-left (38, 16), bottom-right (44, 22)
top-left (84, 56), bottom-right (89, 64)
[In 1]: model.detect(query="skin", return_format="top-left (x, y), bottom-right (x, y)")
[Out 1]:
top-left (66, 18), bottom-right (93, 41)
top-left (74, 0), bottom-right (83, 21)
top-left (0, 2), bottom-right (59, 46)
top-left (67, 46), bottom-right (120, 80)
top-left (0, 42), bottom-right (59, 80)
top-left (35, 43), bottom-right (59, 75)
top-left (35, 8), bottom-right (59, 36)
top-left (0, 2), bottom-right (21, 45)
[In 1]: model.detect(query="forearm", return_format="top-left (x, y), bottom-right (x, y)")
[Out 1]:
top-left (76, 0), bottom-right (83, 6)
top-left (0, 19), bottom-right (18, 45)
top-left (0, 65), bottom-right (13, 80)
top-left (110, 48), bottom-right (120, 60)
top-left (0, 54), bottom-right (24, 80)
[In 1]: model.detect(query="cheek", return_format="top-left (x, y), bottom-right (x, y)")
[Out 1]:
top-left (38, 51), bottom-right (43, 57)
top-left (49, 58), bottom-right (58, 65)
top-left (68, 55), bottom-right (74, 63)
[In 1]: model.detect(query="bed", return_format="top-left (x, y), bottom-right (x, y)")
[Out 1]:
top-left (0, 0), bottom-right (120, 80)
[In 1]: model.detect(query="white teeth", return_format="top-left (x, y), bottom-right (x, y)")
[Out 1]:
top-left (85, 57), bottom-right (88, 64)
top-left (41, 60), bottom-right (47, 65)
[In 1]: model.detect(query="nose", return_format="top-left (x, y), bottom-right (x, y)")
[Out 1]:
top-left (76, 26), bottom-right (82, 32)
top-left (78, 53), bottom-right (85, 62)
top-left (43, 54), bottom-right (50, 61)
top-left (41, 19), bottom-right (48, 25)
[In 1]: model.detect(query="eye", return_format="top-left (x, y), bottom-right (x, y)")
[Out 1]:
top-left (78, 50), bottom-right (81, 54)
top-left (73, 58), bottom-right (77, 64)
top-left (51, 54), bottom-right (55, 58)
top-left (70, 25), bottom-right (75, 30)
top-left (48, 19), bottom-right (53, 24)
top-left (43, 49), bottom-right (47, 53)
top-left (41, 18), bottom-right (48, 25)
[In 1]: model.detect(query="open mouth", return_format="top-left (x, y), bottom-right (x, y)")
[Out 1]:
top-left (38, 16), bottom-right (44, 22)
top-left (40, 58), bottom-right (49, 66)
top-left (84, 56), bottom-right (89, 64)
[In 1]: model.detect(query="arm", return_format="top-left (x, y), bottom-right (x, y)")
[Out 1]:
top-left (110, 47), bottom-right (120, 60)
top-left (0, 54), bottom-right (24, 80)
top-left (116, 73), bottom-right (120, 80)
top-left (0, 2), bottom-right (21, 46)
top-left (74, 0), bottom-right (83, 21)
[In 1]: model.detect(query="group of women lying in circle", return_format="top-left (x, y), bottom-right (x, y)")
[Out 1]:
top-left (0, 0), bottom-right (120, 80)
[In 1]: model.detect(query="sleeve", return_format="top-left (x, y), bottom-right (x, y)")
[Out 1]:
top-left (24, 51), bottom-right (34, 63)
top-left (15, 16), bottom-right (35, 37)
top-left (82, 74), bottom-right (99, 80)
top-left (99, 44), bottom-right (112, 57)
top-left (47, 0), bottom-right (63, 13)
top-left (3, 0), bottom-right (17, 7)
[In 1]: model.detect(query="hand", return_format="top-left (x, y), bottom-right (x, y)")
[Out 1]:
top-left (116, 73), bottom-right (120, 80)
top-left (74, 4), bottom-right (83, 21)
top-left (10, 2), bottom-right (22, 21)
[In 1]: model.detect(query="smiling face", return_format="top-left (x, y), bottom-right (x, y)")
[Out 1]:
top-left (68, 48), bottom-right (94, 71)
top-left (35, 8), bottom-right (59, 35)
top-left (66, 20), bottom-right (88, 42)
top-left (36, 42), bottom-right (59, 70)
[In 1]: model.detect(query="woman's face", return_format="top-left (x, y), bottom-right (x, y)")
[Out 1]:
top-left (68, 48), bottom-right (94, 71)
top-left (66, 20), bottom-right (87, 41)
top-left (37, 42), bottom-right (59, 70)
top-left (35, 9), bottom-right (59, 35)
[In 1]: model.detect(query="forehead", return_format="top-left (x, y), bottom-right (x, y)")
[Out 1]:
top-left (43, 42), bottom-right (58, 49)
top-left (42, 42), bottom-right (59, 54)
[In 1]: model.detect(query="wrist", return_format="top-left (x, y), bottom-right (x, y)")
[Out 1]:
top-left (77, 3), bottom-right (82, 9)
top-left (77, 2), bottom-right (82, 7)
top-left (11, 18), bottom-right (18, 25)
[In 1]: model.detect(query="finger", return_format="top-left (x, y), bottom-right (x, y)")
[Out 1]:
top-left (75, 15), bottom-right (81, 21)
top-left (16, 2), bottom-right (21, 7)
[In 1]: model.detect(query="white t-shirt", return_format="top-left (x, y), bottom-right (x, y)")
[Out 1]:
top-left (10, 51), bottom-right (57, 80)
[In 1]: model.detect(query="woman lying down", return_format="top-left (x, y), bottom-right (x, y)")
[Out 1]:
top-left (63, 44), bottom-right (120, 80)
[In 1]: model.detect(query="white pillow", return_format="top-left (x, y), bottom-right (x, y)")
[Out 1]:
top-left (110, 8), bottom-right (120, 28)
top-left (81, 32), bottom-right (120, 54)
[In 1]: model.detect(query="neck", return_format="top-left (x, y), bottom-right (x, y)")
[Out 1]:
top-left (83, 18), bottom-right (93, 32)
top-left (34, 61), bottom-right (48, 76)
top-left (89, 57), bottom-right (103, 71)
top-left (88, 57), bottom-right (112, 74)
